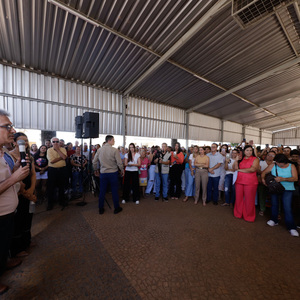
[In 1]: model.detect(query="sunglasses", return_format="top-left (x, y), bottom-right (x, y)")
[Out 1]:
top-left (52, 141), bottom-right (59, 143)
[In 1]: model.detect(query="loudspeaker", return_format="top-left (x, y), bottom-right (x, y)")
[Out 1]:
top-left (75, 116), bottom-right (83, 138)
top-left (83, 112), bottom-right (99, 138)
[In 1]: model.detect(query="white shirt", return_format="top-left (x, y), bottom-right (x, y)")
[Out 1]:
top-left (225, 158), bottom-right (235, 175)
top-left (189, 154), bottom-right (196, 167)
top-left (207, 152), bottom-right (225, 177)
top-left (125, 153), bottom-right (140, 172)
top-left (260, 160), bottom-right (268, 172)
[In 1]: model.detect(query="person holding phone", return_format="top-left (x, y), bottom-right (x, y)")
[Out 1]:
top-left (223, 149), bottom-right (238, 207)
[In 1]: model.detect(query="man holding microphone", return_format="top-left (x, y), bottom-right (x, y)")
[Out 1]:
top-left (0, 110), bottom-right (30, 295)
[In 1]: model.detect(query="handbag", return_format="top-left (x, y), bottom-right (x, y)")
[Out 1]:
top-left (264, 165), bottom-right (285, 194)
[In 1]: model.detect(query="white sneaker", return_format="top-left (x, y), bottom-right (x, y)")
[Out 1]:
top-left (121, 200), bottom-right (126, 204)
top-left (267, 220), bottom-right (278, 227)
top-left (135, 200), bottom-right (140, 205)
top-left (290, 229), bottom-right (299, 237)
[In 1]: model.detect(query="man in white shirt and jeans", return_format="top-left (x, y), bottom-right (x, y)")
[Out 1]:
top-left (207, 143), bottom-right (225, 205)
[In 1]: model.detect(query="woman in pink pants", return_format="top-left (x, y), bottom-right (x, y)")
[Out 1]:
top-left (233, 145), bottom-right (259, 222)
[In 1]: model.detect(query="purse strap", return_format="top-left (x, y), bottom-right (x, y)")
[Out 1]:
top-left (275, 164), bottom-right (279, 176)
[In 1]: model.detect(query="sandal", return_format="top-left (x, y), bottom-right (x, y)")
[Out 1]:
top-left (183, 197), bottom-right (188, 202)
top-left (221, 203), bottom-right (230, 206)
top-left (259, 211), bottom-right (264, 217)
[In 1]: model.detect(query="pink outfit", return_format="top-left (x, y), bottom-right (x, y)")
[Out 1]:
top-left (234, 156), bottom-right (258, 222)
top-left (139, 157), bottom-right (149, 178)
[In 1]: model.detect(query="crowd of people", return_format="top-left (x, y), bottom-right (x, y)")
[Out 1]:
top-left (93, 138), bottom-right (300, 239)
top-left (1, 107), bottom-right (300, 294)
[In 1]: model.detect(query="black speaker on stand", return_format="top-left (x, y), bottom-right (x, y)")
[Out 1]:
top-left (72, 112), bottom-right (107, 208)
top-left (83, 112), bottom-right (99, 138)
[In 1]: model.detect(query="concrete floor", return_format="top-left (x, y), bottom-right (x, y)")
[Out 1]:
top-left (2, 193), bottom-right (300, 300)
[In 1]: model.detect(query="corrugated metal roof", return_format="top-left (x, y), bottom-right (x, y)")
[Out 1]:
top-left (0, 0), bottom-right (299, 132)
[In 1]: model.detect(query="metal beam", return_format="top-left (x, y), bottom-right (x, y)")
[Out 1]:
top-left (223, 91), bottom-right (300, 120)
top-left (247, 107), bottom-right (300, 126)
top-left (47, 0), bottom-right (261, 111)
top-left (123, 0), bottom-right (229, 95)
top-left (276, 11), bottom-right (299, 57)
top-left (186, 56), bottom-right (300, 113)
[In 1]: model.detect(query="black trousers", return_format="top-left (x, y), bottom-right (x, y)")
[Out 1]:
top-left (0, 212), bottom-right (14, 276)
top-left (169, 164), bottom-right (183, 198)
top-left (122, 171), bottom-right (140, 202)
top-left (47, 166), bottom-right (67, 207)
top-left (10, 195), bottom-right (33, 257)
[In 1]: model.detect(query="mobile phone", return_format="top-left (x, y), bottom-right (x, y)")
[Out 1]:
top-left (226, 153), bottom-right (230, 159)
top-left (277, 144), bottom-right (282, 147)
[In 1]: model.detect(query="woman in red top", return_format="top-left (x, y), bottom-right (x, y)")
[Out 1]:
top-left (233, 145), bottom-right (259, 222)
top-left (169, 142), bottom-right (184, 199)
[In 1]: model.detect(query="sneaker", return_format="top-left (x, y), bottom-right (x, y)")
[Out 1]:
top-left (163, 197), bottom-right (168, 202)
top-left (136, 200), bottom-right (140, 205)
top-left (297, 225), bottom-right (300, 229)
top-left (290, 229), bottom-right (299, 237)
top-left (121, 200), bottom-right (126, 204)
top-left (267, 220), bottom-right (278, 227)
top-left (155, 197), bottom-right (159, 201)
top-left (99, 208), bottom-right (104, 215)
top-left (114, 207), bottom-right (123, 214)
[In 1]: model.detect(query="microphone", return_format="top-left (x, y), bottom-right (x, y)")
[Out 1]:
top-left (17, 140), bottom-right (27, 167)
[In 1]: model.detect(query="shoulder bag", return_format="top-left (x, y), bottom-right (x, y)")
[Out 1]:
top-left (265, 165), bottom-right (285, 194)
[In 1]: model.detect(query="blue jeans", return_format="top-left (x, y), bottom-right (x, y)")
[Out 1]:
top-left (99, 172), bottom-right (120, 209)
top-left (224, 174), bottom-right (235, 204)
top-left (271, 191), bottom-right (295, 230)
top-left (72, 171), bottom-right (83, 193)
top-left (155, 173), bottom-right (169, 198)
top-left (185, 168), bottom-right (195, 197)
top-left (207, 176), bottom-right (220, 203)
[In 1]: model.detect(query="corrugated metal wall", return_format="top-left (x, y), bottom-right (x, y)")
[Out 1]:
top-left (273, 128), bottom-right (300, 145)
top-left (0, 64), bottom-right (122, 133)
top-left (261, 130), bottom-right (273, 145)
top-left (245, 126), bottom-right (260, 144)
top-left (189, 112), bottom-right (221, 141)
top-left (223, 121), bottom-right (243, 143)
top-left (126, 96), bottom-right (186, 139)
top-left (0, 64), bottom-right (274, 143)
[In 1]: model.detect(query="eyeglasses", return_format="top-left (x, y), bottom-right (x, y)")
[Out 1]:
top-left (52, 141), bottom-right (59, 143)
top-left (0, 124), bottom-right (14, 131)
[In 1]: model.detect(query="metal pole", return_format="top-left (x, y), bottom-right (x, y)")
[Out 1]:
top-left (122, 95), bottom-right (127, 147)
top-left (220, 120), bottom-right (224, 144)
top-left (185, 112), bottom-right (189, 149)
